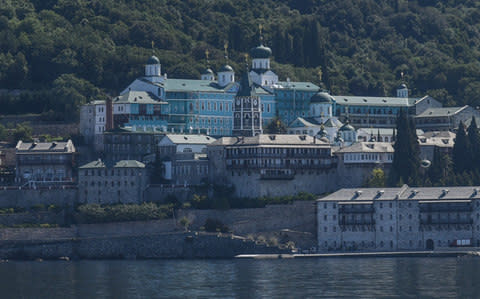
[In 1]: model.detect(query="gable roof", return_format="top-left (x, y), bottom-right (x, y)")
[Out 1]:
top-left (80, 159), bottom-right (145, 169)
top-left (113, 91), bottom-right (166, 104)
top-left (160, 134), bottom-right (216, 145)
top-left (210, 134), bottom-right (330, 147)
top-left (332, 95), bottom-right (418, 107)
top-left (274, 81), bottom-right (320, 92)
top-left (334, 142), bottom-right (394, 154)
top-left (114, 160), bottom-right (145, 168)
top-left (16, 140), bottom-right (75, 153)
top-left (318, 185), bottom-right (480, 201)
top-left (288, 117), bottom-right (322, 128)
top-left (415, 106), bottom-right (468, 118)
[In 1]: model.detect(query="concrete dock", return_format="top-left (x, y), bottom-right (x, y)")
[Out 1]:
top-left (235, 250), bottom-right (480, 259)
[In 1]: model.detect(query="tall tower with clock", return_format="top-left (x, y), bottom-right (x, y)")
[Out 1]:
top-left (233, 68), bottom-right (262, 137)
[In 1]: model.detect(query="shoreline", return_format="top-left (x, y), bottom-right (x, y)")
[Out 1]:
top-left (236, 250), bottom-right (480, 259)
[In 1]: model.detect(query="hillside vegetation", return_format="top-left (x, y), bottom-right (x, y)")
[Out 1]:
top-left (1, 0), bottom-right (480, 120)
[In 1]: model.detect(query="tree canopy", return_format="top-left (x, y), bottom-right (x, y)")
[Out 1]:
top-left (2, 1), bottom-right (480, 121)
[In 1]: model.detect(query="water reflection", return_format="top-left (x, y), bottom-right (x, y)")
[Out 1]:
top-left (0, 257), bottom-right (477, 298)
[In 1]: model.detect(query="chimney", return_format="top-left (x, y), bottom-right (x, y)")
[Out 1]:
top-left (106, 97), bottom-right (114, 130)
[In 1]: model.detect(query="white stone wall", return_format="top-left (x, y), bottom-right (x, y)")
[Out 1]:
top-left (78, 168), bottom-right (147, 204)
top-left (318, 198), bottom-right (480, 252)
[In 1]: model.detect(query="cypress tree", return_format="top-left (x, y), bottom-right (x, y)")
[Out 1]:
top-left (453, 121), bottom-right (470, 174)
top-left (467, 116), bottom-right (480, 172)
top-left (389, 110), bottom-right (420, 186)
top-left (428, 147), bottom-right (452, 186)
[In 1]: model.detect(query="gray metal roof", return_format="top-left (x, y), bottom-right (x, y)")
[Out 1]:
top-left (114, 160), bottom-right (146, 168)
top-left (415, 106), bottom-right (467, 118)
top-left (162, 134), bottom-right (216, 145)
top-left (358, 128), bottom-right (424, 136)
top-left (274, 81), bottom-right (320, 92)
top-left (318, 185), bottom-right (480, 201)
top-left (332, 95), bottom-right (417, 107)
top-left (334, 142), bottom-right (394, 154)
top-left (16, 140), bottom-right (76, 153)
top-left (210, 134), bottom-right (330, 147)
top-left (113, 91), bottom-right (166, 104)
top-left (80, 159), bottom-right (145, 169)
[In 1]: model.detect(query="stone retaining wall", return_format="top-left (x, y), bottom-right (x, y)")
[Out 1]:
top-left (0, 211), bottom-right (66, 227)
top-left (177, 201), bottom-right (317, 235)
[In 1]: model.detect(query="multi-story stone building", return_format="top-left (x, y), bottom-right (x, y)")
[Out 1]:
top-left (208, 134), bottom-right (337, 198)
top-left (333, 142), bottom-right (394, 188)
top-left (78, 159), bottom-right (147, 204)
top-left (418, 131), bottom-right (455, 161)
top-left (157, 134), bottom-right (215, 185)
top-left (414, 105), bottom-right (480, 131)
top-left (103, 127), bottom-right (164, 163)
top-left (317, 185), bottom-right (480, 252)
top-left (15, 140), bottom-right (76, 185)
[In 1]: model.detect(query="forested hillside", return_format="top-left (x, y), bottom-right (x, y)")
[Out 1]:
top-left (1, 0), bottom-right (480, 121)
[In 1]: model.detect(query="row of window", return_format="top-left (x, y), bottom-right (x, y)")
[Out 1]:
top-left (344, 153), bottom-right (393, 162)
top-left (82, 169), bottom-right (140, 176)
top-left (83, 180), bottom-right (136, 187)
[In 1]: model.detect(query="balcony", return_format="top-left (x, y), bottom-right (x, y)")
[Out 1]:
top-left (420, 218), bottom-right (473, 225)
top-left (260, 173), bottom-right (295, 180)
top-left (339, 205), bottom-right (375, 214)
top-left (339, 219), bottom-right (375, 226)
top-left (419, 203), bottom-right (472, 213)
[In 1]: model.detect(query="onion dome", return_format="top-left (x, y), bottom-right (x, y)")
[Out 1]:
top-left (250, 44), bottom-right (272, 59)
top-left (202, 68), bottom-right (214, 75)
top-left (339, 121), bottom-right (355, 132)
top-left (219, 64), bottom-right (234, 72)
top-left (147, 55), bottom-right (160, 64)
top-left (398, 83), bottom-right (407, 89)
top-left (310, 91), bottom-right (334, 104)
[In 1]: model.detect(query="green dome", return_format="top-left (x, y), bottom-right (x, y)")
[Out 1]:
top-left (311, 92), bottom-right (334, 104)
top-left (147, 55), bottom-right (160, 64)
top-left (339, 122), bottom-right (355, 132)
top-left (250, 45), bottom-right (272, 59)
top-left (219, 65), bottom-right (234, 72)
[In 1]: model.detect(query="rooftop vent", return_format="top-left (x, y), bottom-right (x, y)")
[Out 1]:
top-left (184, 136), bottom-right (188, 140)
top-left (363, 99), bottom-right (367, 102)
top-left (382, 99), bottom-right (387, 102)
top-left (355, 190), bottom-right (363, 196)
top-left (269, 135), bottom-right (276, 140)
top-left (473, 188), bottom-right (479, 196)
top-left (441, 189), bottom-right (449, 197)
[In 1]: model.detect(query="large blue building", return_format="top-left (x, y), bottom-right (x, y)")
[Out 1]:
top-left (120, 41), bottom-right (319, 136)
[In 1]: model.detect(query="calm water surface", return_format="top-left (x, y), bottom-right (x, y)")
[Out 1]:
top-left (1, 257), bottom-right (479, 298)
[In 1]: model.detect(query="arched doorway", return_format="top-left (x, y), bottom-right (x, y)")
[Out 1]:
top-left (426, 239), bottom-right (434, 250)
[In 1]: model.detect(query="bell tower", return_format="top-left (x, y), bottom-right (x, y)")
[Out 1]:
top-left (233, 58), bottom-right (262, 136)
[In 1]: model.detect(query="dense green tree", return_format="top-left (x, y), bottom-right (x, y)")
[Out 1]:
top-left (428, 147), bottom-right (452, 186)
top-left (1, 0), bottom-right (480, 121)
top-left (452, 122), bottom-right (470, 174)
top-left (263, 116), bottom-right (287, 134)
top-left (389, 109), bottom-right (420, 186)
top-left (467, 117), bottom-right (480, 171)
top-left (365, 168), bottom-right (386, 188)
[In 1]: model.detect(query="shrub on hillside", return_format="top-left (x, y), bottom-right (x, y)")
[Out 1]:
top-left (75, 202), bottom-right (173, 224)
